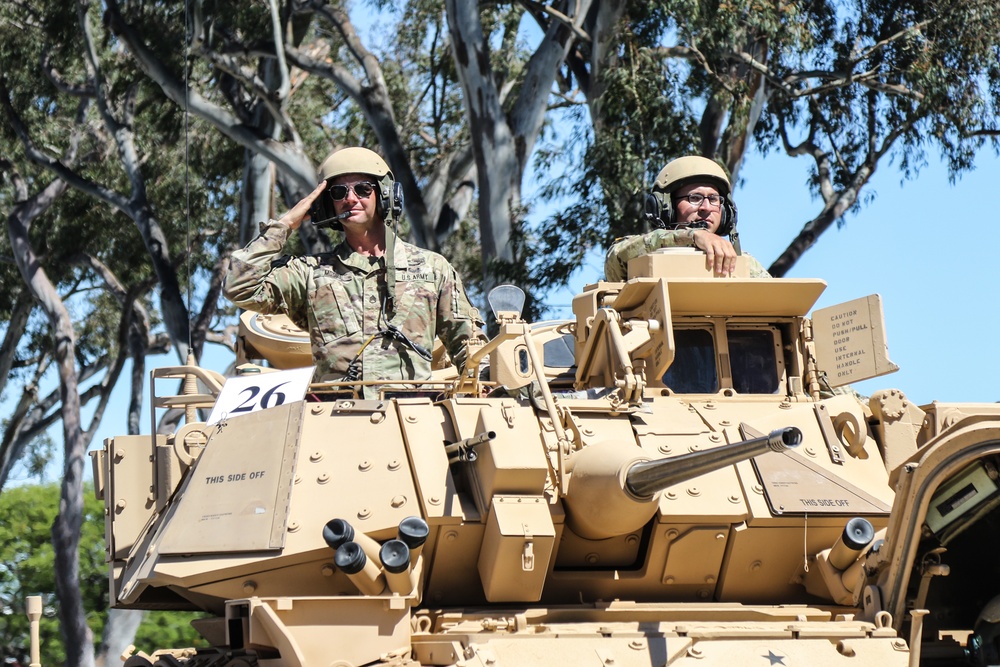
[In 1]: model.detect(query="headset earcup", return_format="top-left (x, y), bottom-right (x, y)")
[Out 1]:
top-left (643, 192), bottom-right (661, 227)
top-left (661, 192), bottom-right (674, 228)
top-left (376, 177), bottom-right (403, 221)
top-left (644, 192), bottom-right (672, 229)
top-left (376, 183), bottom-right (389, 220)
top-left (717, 197), bottom-right (738, 237)
top-left (391, 181), bottom-right (404, 219)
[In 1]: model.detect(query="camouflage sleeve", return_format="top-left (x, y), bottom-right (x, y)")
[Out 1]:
top-left (223, 221), bottom-right (309, 318)
top-left (604, 228), bottom-right (698, 281)
top-left (435, 265), bottom-right (487, 372)
top-left (744, 253), bottom-right (772, 279)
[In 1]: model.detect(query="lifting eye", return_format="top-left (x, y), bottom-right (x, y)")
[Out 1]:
top-left (833, 411), bottom-right (868, 458)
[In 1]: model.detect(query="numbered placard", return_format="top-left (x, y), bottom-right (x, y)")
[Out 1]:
top-left (206, 366), bottom-right (314, 424)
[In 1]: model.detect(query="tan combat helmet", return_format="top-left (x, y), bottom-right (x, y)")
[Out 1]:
top-left (316, 147), bottom-right (398, 224)
top-left (648, 155), bottom-right (737, 236)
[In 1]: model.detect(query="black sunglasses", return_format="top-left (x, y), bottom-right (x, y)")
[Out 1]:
top-left (329, 181), bottom-right (377, 201)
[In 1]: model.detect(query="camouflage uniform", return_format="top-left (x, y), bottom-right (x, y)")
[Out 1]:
top-left (225, 220), bottom-right (485, 397)
top-left (604, 228), bottom-right (771, 282)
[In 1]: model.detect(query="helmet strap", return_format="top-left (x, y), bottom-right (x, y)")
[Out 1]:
top-left (378, 172), bottom-right (403, 321)
top-left (383, 219), bottom-right (397, 317)
top-left (730, 228), bottom-right (743, 255)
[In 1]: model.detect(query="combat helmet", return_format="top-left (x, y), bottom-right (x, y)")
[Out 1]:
top-left (312, 147), bottom-right (403, 228)
top-left (645, 156), bottom-right (737, 237)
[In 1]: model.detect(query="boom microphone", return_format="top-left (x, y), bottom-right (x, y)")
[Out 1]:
top-left (312, 210), bottom-right (352, 228)
top-left (676, 220), bottom-right (710, 231)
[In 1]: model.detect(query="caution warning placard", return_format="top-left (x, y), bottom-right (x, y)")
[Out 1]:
top-left (812, 294), bottom-right (898, 387)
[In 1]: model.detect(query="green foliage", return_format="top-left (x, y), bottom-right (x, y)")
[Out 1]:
top-left (0, 483), bottom-right (104, 665)
top-left (4, 432), bottom-right (57, 483)
top-left (0, 483), bottom-right (205, 665)
top-left (532, 16), bottom-right (698, 292)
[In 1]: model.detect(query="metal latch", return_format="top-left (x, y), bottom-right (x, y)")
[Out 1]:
top-left (522, 539), bottom-right (535, 572)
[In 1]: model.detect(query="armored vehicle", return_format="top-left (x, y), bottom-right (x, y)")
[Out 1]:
top-left (90, 249), bottom-right (1000, 666)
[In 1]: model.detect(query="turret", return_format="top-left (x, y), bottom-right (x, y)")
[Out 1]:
top-left (563, 427), bottom-right (802, 539)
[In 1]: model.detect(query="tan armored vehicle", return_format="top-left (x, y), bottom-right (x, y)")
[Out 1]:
top-left (91, 249), bottom-right (1000, 666)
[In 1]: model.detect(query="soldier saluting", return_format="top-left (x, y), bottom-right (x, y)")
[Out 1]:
top-left (225, 147), bottom-right (485, 398)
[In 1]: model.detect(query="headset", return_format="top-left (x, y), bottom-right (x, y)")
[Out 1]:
top-left (310, 178), bottom-right (404, 230)
top-left (310, 147), bottom-right (404, 230)
top-left (643, 187), bottom-right (737, 237)
top-left (378, 179), bottom-right (405, 222)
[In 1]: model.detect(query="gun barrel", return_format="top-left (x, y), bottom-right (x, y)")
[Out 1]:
top-left (625, 427), bottom-right (802, 498)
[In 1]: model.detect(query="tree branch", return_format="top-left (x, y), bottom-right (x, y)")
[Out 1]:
top-left (103, 0), bottom-right (316, 188)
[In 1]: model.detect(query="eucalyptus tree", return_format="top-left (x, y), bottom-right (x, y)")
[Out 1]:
top-left (442, 0), bottom-right (594, 304)
top-left (0, 0), bottom-right (239, 471)
top-left (105, 1), bottom-right (617, 312)
top-left (103, 0), bottom-right (479, 255)
top-left (1, 0), bottom-right (240, 664)
top-left (755, 0), bottom-right (1000, 274)
top-left (5, 167), bottom-right (97, 667)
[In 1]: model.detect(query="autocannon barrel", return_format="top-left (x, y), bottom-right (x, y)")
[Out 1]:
top-left (625, 427), bottom-right (802, 498)
top-left (563, 426), bottom-right (802, 540)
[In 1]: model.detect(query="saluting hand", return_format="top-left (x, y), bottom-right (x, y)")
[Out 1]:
top-left (278, 181), bottom-right (328, 230)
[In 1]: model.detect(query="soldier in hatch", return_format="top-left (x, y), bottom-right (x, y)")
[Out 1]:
top-left (605, 156), bottom-right (770, 281)
top-left (224, 147), bottom-right (486, 398)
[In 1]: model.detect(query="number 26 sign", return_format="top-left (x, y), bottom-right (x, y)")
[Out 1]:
top-left (206, 366), bottom-right (314, 425)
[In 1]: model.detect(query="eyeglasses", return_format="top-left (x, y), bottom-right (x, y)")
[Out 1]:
top-left (676, 193), bottom-right (724, 207)
top-left (329, 181), bottom-right (377, 201)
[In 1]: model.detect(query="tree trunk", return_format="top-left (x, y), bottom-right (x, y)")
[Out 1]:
top-left (578, 2), bottom-right (627, 130)
top-left (242, 151), bottom-right (275, 247)
top-left (0, 294), bottom-right (34, 486)
top-left (445, 0), bottom-right (518, 294)
top-left (7, 177), bottom-right (96, 667)
top-left (446, 0), bottom-right (593, 296)
top-left (96, 608), bottom-right (145, 667)
top-left (0, 293), bottom-right (31, 404)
